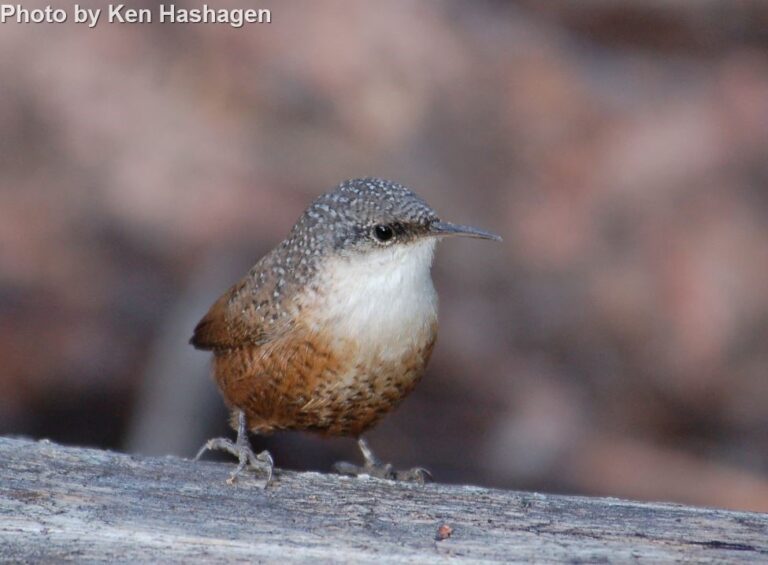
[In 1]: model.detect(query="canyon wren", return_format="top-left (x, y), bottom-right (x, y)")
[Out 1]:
top-left (192, 178), bottom-right (501, 484)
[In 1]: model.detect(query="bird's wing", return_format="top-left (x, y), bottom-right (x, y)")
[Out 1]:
top-left (190, 256), bottom-right (291, 351)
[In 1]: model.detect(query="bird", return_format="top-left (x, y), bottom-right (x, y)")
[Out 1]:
top-left (191, 178), bottom-right (501, 484)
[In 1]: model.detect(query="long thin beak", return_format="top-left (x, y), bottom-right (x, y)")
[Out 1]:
top-left (429, 221), bottom-right (502, 242)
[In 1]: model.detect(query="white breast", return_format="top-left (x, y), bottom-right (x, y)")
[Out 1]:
top-left (307, 239), bottom-right (438, 362)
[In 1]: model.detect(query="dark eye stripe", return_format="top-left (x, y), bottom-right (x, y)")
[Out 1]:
top-left (392, 222), bottom-right (408, 236)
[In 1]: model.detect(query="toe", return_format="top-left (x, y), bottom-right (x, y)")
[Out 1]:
top-left (396, 467), bottom-right (433, 483)
top-left (333, 461), bottom-right (360, 476)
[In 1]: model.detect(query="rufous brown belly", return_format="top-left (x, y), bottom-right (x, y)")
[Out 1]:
top-left (213, 322), bottom-right (437, 437)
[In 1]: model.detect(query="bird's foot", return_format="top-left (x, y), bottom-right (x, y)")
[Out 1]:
top-left (333, 460), bottom-right (432, 483)
top-left (195, 437), bottom-right (274, 485)
top-left (334, 437), bottom-right (432, 483)
top-left (194, 410), bottom-right (273, 486)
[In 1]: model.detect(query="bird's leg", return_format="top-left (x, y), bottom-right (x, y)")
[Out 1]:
top-left (333, 437), bottom-right (432, 483)
top-left (358, 437), bottom-right (382, 467)
top-left (194, 410), bottom-right (274, 486)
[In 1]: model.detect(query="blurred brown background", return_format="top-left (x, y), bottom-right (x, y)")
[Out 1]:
top-left (2, 0), bottom-right (768, 512)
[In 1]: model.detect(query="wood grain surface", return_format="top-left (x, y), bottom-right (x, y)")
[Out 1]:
top-left (1, 437), bottom-right (766, 563)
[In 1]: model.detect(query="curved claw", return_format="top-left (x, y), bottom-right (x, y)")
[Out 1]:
top-left (195, 437), bottom-right (231, 461)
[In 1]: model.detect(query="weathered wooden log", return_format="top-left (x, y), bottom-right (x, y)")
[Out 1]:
top-left (1, 436), bottom-right (766, 562)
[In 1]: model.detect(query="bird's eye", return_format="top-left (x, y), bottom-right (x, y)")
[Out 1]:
top-left (373, 224), bottom-right (395, 243)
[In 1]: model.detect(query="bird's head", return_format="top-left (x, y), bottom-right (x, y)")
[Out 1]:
top-left (291, 178), bottom-right (501, 261)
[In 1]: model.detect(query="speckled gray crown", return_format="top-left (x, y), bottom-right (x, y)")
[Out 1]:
top-left (306, 178), bottom-right (439, 228)
top-left (283, 178), bottom-right (440, 253)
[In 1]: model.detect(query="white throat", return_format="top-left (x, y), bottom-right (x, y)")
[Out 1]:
top-left (310, 239), bottom-right (438, 358)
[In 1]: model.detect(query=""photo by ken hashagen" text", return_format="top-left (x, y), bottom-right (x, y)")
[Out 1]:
top-left (0, 4), bottom-right (273, 28)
